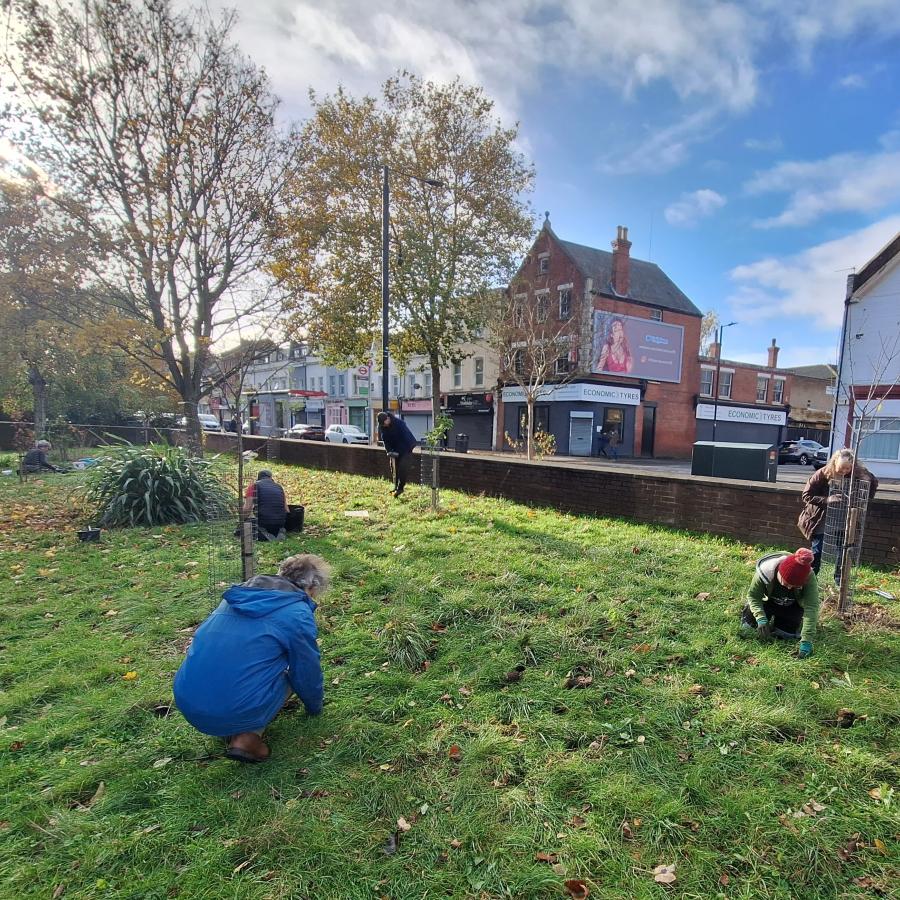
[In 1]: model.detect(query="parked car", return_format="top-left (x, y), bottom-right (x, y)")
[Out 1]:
top-left (777, 439), bottom-right (824, 465)
top-left (325, 424), bottom-right (369, 444)
top-left (287, 423), bottom-right (326, 441)
top-left (811, 447), bottom-right (829, 469)
top-left (177, 414), bottom-right (223, 432)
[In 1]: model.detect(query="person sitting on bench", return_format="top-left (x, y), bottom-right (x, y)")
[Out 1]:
top-left (242, 469), bottom-right (288, 541)
top-left (22, 440), bottom-right (60, 474)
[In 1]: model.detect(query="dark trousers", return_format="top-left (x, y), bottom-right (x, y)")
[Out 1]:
top-left (811, 534), bottom-right (824, 574)
top-left (391, 452), bottom-right (413, 494)
top-left (741, 599), bottom-right (803, 637)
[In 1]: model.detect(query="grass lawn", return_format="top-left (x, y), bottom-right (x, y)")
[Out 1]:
top-left (1, 462), bottom-right (898, 900)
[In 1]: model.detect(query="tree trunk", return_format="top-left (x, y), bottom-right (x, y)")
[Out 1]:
top-left (183, 399), bottom-right (204, 457)
top-left (430, 358), bottom-right (442, 439)
top-left (526, 397), bottom-right (534, 461)
top-left (28, 368), bottom-right (48, 437)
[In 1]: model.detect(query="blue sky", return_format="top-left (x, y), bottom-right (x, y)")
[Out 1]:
top-left (197, 0), bottom-right (900, 368)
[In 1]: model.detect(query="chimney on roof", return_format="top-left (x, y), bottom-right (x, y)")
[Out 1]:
top-left (767, 338), bottom-right (779, 368)
top-left (708, 341), bottom-right (720, 360)
top-left (611, 225), bottom-right (632, 296)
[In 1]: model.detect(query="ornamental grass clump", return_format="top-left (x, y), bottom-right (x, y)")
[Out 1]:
top-left (81, 444), bottom-right (235, 527)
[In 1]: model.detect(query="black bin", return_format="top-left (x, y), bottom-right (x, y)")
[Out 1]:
top-left (454, 433), bottom-right (469, 454)
top-left (286, 504), bottom-right (305, 532)
top-left (691, 442), bottom-right (778, 482)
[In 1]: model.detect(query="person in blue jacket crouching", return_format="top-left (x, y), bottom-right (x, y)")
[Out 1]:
top-left (174, 553), bottom-right (330, 763)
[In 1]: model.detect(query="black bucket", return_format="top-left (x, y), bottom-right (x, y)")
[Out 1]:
top-left (286, 505), bottom-right (305, 533)
top-left (77, 527), bottom-right (102, 542)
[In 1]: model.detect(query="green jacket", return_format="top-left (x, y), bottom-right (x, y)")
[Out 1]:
top-left (746, 552), bottom-right (820, 642)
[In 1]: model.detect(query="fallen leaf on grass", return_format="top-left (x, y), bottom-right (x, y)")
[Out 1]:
top-left (449, 839), bottom-right (462, 849)
top-left (566, 814), bottom-right (586, 829)
top-left (458, 686), bottom-right (472, 697)
top-left (621, 820), bottom-right (634, 840)
top-left (872, 838), bottom-right (887, 855)
top-left (504, 668), bottom-right (524, 683)
top-left (448, 745), bottom-right (462, 762)
top-left (534, 851), bottom-right (558, 864)
top-left (687, 684), bottom-right (706, 695)
top-left (396, 817), bottom-right (411, 832)
top-left (563, 879), bottom-right (590, 898)
top-left (52, 886), bottom-right (65, 899)
top-left (152, 757), bottom-right (173, 769)
top-left (852, 875), bottom-right (888, 894)
top-left (652, 863), bottom-right (677, 884)
top-left (9, 741), bottom-right (24, 751)
top-left (564, 675), bottom-right (593, 689)
top-left (86, 782), bottom-right (105, 807)
top-left (719, 873), bottom-right (729, 886)
top-left (232, 856), bottom-right (256, 875)
top-left (632, 643), bottom-right (652, 653)
top-left (122, 671), bottom-right (138, 681)
top-left (837, 833), bottom-right (863, 862)
top-left (694, 592), bottom-right (710, 601)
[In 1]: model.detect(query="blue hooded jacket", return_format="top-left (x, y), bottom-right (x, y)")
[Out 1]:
top-left (173, 575), bottom-right (323, 736)
top-left (380, 416), bottom-right (418, 456)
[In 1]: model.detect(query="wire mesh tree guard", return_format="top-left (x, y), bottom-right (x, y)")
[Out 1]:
top-left (419, 444), bottom-right (442, 511)
top-left (822, 475), bottom-right (871, 615)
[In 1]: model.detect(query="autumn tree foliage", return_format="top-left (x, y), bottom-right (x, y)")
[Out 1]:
top-left (271, 73), bottom-right (535, 421)
top-left (4, 0), bottom-right (293, 453)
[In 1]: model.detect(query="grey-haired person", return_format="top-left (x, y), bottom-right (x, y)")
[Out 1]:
top-left (22, 440), bottom-right (59, 474)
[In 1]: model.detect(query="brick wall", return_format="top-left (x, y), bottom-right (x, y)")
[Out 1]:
top-left (204, 433), bottom-right (900, 568)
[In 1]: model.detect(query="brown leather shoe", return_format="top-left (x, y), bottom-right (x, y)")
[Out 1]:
top-left (225, 732), bottom-right (270, 763)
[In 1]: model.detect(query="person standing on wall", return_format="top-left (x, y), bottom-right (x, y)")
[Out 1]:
top-left (377, 411), bottom-right (417, 497)
top-left (798, 448), bottom-right (878, 577)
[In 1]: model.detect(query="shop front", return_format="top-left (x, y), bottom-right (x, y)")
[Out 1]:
top-left (400, 399), bottom-right (433, 441)
top-left (304, 396), bottom-right (325, 426)
top-left (501, 382), bottom-right (642, 457)
top-left (445, 392), bottom-right (494, 450)
top-left (694, 402), bottom-right (786, 446)
top-left (325, 402), bottom-right (348, 428)
top-left (347, 399), bottom-right (369, 433)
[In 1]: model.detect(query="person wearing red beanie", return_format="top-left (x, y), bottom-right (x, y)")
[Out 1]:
top-left (739, 548), bottom-right (819, 658)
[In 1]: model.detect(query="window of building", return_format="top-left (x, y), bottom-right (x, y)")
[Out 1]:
top-left (318, 377), bottom-right (324, 392)
top-left (517, 405), bottom-right (549, 439)
top-left (474, 357), bottom-right (484, 386)
top-left (559, 288), bottom-right (572, 320)
top-left (338, 374), bottom-right (346, 396)
top-left (718, 370), bottom-right (733, 399)
top-left (328, 375), bottom-right (336, 396)
top-left (352, 374), bottom-right (359, 395)
top-left (700, 368), bottom-right (714, 397)
top-left (392, 375), bottom-right (400, 397)
top-left (772, 377), bottom-right (785, 403)
top-left (408, 374), bottom-right (416, 396)
top-left (452, 362), bottom-right (462, 388)
top-left (536, 292), bottom-right (549, 323)
top-left (756, 375), bottom-right (768, 403)
top-left (858, 417), bottom-right (900, 461)
top-left (513, 296), bottom-right (526, 327)
top-left (538, 254), bottom-right (549, 274)
top-left (555, 354), bottom-right (572, 375)
top-left (513, 349), bottom-right (526, 375)
top-left (424, 371), bottom-right (432, 395)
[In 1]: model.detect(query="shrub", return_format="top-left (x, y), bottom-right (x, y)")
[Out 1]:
top-left (81, 444), bottom-right (236, 527)
top-left (380, 618), bottom-right (431, 671)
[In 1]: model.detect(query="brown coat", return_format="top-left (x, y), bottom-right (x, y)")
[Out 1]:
top-left (798, 464), bottom-right (879, 540)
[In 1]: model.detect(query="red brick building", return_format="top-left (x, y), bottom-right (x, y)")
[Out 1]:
top-left (499, 218), bottom-right (703, 458)
top-left (695, 339), bottom-right (793, 445)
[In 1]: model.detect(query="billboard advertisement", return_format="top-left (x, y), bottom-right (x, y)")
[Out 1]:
top-left (591, 312), bottom-right (684, 383)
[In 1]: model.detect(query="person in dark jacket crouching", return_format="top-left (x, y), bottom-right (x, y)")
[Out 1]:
top-left (377, 411), bottom-right (417, 497)
top-left (174, 553), bottom-right (330, 763)
top-left (242, 469), bottom-right (288, 541)
top-left (739, 548), bottom-right (820, 658)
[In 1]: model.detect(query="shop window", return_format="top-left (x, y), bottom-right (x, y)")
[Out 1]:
top-left (700, 368), bottom-right (714, 397)
top-left (718, 371), bottom-right (733, 399)
top-left (517, 405), bottom-right (550, 439)
top-left (602, 407), bottom-right (624, 440)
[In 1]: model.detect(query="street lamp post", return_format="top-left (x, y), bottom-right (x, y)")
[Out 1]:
top-left (710, 321), bottom-right (737, 471)
top-left (380, 164), bottom-right (444, 417)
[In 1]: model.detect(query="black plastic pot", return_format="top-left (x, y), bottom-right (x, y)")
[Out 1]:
top-left (77, 527), bottom-right (102, 542)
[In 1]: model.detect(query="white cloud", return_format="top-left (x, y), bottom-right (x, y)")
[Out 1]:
top-left (747, 145), bottom-right (900, 227)
top-left (727, 216), bottom-right (900, 328)
top-left (664, 188), bottom-right (726, 226)
top-left (744, 136), bottom-right (783, 151)
top-left (836, 72), bottom-right (867, 89)
top-left (598, 108), bottom-right (720, 175)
